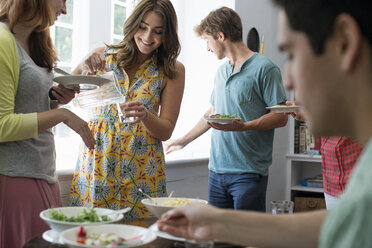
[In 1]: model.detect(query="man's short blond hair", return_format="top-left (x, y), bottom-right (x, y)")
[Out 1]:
top-left (194, 7), bottom-right (243, 42)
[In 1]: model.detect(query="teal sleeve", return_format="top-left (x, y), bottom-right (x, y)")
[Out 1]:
top-left (261, 66), bottom-right (287, 107)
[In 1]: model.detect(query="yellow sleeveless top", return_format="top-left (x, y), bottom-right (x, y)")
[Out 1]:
top-left (70, 48), bottom-right (167, 220)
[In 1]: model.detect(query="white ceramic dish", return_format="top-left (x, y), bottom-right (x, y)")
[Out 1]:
top-left (141, 197), bottom-right (208, 218)
top-left (42, 229), bottom-right (64, 244)
top-left (149, 222), bottom-right (185, 242)
top-left (40, 207), bottom-right (124, 233)
top-left (203, 116), bottom-right (238, 125)
top-left (60, 224), bottom-right (156, 248)
top-left (53, 75), bottom-right (111, 90)
top-left (266, 105), bottom-right (300, 113)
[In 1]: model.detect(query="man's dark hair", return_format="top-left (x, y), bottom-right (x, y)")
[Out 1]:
top-left (273, 0), bottom-right (372, 54)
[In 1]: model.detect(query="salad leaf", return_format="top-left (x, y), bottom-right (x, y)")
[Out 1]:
top-left (50, 208), bottom-right (111, 222)
top-left (219, 113), bottom-right (240, 119)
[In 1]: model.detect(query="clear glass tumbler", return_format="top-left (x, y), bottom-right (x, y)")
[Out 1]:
top-left (184, 240), bottom-right (214, 248)
top-left (270, 200), bottom-right (294, 214)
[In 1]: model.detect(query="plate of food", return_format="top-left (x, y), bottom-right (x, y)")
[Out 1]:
top-left (60, 224), bottom-right (156, 248)
top-left (40, 207), bottom-right (124, 233)
top-left (53, 75), bottom-right (111, 90)
top-left (203, 114), bottom-right (241, 125)
top-left (266, 104), bottom-right (300, 113)
top-left (142, 197), bottom-right (208, 218)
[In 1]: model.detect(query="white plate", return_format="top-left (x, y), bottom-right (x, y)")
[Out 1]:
top-left (53, 75), bottom-right (111, 90)
top-left (203, 116), bottom-right (237, 125)
top-left (142, 198), bottom-right (208, 218)
top-left (266, 105), bottom-right (300, 113)
top-left (60, 224), bottom-right (157, 248)
top-left (42, 230), bottom-right (63, 244)
top-left (149, 223), bottom-right (186, 242)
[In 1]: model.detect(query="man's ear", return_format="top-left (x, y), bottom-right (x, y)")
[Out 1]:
top-left (333, 13), bottom-right (362, 72)
top-left (217, 32), bottom-right (225, 42)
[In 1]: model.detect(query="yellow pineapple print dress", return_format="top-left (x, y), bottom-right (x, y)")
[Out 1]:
top-left (69, 48), bottom-right (167, 219)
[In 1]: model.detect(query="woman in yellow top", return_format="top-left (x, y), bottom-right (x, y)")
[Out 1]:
top-left (70, 0), bottom-right (185, 219)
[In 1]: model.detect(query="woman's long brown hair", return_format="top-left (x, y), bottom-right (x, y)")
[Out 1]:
top-left (0, 0), bottom-right (57, 71)
top-left (109, 0), bottom-right (180, 79)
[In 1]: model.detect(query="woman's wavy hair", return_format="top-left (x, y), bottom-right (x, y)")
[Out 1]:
top-left (109, 0), bottom-right (180, 79)
top-left (0, 0), bottom-right (57, 71)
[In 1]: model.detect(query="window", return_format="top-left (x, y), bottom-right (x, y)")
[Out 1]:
top-left (50, 0), bottom-right (74, 72)
top-left (51, 0), bottom-right (85, 171)
top-left (111, 0), bottom-right (127, 44)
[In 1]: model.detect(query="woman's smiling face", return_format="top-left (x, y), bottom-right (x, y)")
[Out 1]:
top-left (134, 11), bottom-right (164, 55)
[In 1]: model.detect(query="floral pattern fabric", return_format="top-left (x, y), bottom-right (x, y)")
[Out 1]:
top-left (69, 48), bottom-right (166, 220)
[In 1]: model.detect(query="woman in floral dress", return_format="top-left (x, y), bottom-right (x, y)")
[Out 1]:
top-left (69, 0), bottom-right (185, 219)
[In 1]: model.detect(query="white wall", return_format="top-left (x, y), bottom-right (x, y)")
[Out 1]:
top-left (165, 0), bottom-right (235, 159)
top-left (235, 0), bottom-right (290, 208)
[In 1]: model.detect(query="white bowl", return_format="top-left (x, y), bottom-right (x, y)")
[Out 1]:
top-left (40, 207), bottom-right (124, 233)
top-left (141, 197), bottom-right (208, 218)
top-left (60, 224), bottom-right (157, 248)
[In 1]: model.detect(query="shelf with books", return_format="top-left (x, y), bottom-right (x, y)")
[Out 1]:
top-left (286, 118), bottom-right (324, 201)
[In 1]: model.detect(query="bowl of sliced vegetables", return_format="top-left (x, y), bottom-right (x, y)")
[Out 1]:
top-left (60, 224), bottom-right (156, 248)
top-left (40, 207), bottom-right (124, 233)
top-left (141, 197), bottom-right (208, 218)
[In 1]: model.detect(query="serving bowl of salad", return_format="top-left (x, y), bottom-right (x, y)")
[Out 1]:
top-left (40, 207), bottom-right (124, 233)
top-left (60, 224), bottom-right (156, 247)
top-left (141, 197), bottom-right (208, 218)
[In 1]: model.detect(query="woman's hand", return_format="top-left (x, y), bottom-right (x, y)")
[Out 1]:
top-left (121, 101), bottom-right (149, 124)
top-left (71, 47), bottom-right (107, 75)
top-left (50, 84), bottom-right (79, 105)
top-left (82, 51), bottom-right (106, 74)
top-left (63, 111), bottom-right (96, 149)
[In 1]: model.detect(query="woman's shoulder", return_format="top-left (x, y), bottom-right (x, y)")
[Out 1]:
top-left (161, 60), bottom-right (185, 90)
top-left (165, 60), bottom-right (185, 81)
top-left (103, 46), bottom-right (116, 59)
top-left (0, 23), bottom-right (16, 51)
top-left (175, 60), bottom-right (185, 74)
top-left (0, 23), bottom-right (19, 66)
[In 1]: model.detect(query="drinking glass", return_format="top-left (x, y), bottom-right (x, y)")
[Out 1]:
top-left (184, 240), bottom-right (214, 248)
top-left (270, 200), bottom-right (294, 214)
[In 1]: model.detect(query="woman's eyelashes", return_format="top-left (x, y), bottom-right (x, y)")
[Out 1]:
top-left (139, 25), bottom-right (163, 35)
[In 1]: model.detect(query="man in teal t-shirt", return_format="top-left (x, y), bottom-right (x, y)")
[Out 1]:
top-left (165, 7), bottom-right (288, 211)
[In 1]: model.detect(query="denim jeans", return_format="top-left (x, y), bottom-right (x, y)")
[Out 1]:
top-left (208, 170), bottom-right (268, 212)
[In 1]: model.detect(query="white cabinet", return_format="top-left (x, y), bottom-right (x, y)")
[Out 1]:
top-left (285, 154), bottom-right (323, 201)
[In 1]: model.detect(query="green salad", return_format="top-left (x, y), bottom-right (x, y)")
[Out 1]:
top-left (50, 208), bottom-right (111, 222)
top-left (219, 113), bottom-right (240, 119)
